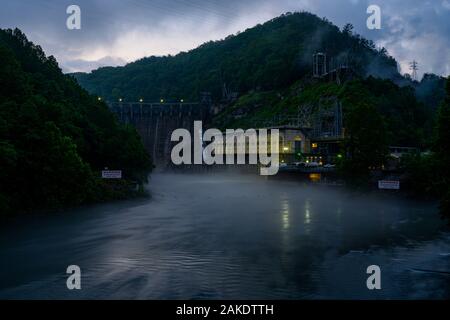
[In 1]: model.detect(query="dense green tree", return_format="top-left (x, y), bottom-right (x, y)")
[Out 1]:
top-left (435, 77), bottom-right (450, 174)
top-left (435, 77), bottom-right (450, 217)
top-left (400, 153), bottom-right (440, 197)
top-left (340, 101), bottom-right (388, 183)
top-left (0, 28), bottom-right (152, 216)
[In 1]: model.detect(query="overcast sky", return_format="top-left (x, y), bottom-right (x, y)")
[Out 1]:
top-left (0, 0), bottom-right (449, 78)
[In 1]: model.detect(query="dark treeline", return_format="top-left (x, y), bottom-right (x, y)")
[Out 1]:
top-left (0, 29), bottom-right (152, 217)
top-left (435, 78), bottom-right (450, 215)
top-left (401, 77), bottom-right (450, 217)
top-left (338, 77), bottom-right (430, 179)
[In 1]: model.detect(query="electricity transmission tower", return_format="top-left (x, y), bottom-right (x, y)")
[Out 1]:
top-left (409, 60), bottom-right (419, 81)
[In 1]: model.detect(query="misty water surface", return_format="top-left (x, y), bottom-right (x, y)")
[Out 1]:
top-left (0, 173), bottom-right (449, 299)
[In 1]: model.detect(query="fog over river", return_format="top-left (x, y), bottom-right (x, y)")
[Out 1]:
top-left (1, 173), bottom-right (449, 299)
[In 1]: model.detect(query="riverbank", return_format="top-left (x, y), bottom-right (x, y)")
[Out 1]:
top-left (0, 178), bottom-right (150, 224)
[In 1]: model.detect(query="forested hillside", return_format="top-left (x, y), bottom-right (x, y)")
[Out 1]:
top-left (0, 29), bottom-right (152, 216)
top-left (73, 12), bottom-right (398, 102)
top-left (215, 77), bottom-right (429, 148)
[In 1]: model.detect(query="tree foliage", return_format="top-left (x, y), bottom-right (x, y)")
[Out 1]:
top-left (435, 77), bottom-right (450, 217)
top-left (0, 28), bottom-right (152, 216)
top-left (73, 12), bottom-right (398, 103)
top-left (398, 77), bottom-right (450, 219)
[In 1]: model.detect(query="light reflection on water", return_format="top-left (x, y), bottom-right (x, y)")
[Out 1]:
top-left (0, 173), bottom-right (449, 299)
top-left (281, 198), bottom-right (290, 230)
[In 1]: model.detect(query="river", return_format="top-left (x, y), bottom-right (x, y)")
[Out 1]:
top-left (0, 173), bottom-right (449, 299)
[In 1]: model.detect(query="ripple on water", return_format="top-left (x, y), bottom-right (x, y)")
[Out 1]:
top-left (0, 174), bottom-right (449, 299)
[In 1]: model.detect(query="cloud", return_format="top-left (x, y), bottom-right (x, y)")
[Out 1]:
top-left (62, 56), bottom-right (127, 73)
top-left (443, 0), bottom-right (450, 10)
top-left (371, 0), bottom-right (450, 77)
top-left (0, 0), bottom-right (448, 78)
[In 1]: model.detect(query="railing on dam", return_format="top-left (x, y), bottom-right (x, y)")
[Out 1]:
top-left (108, 102), bottom-right (206, 124)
